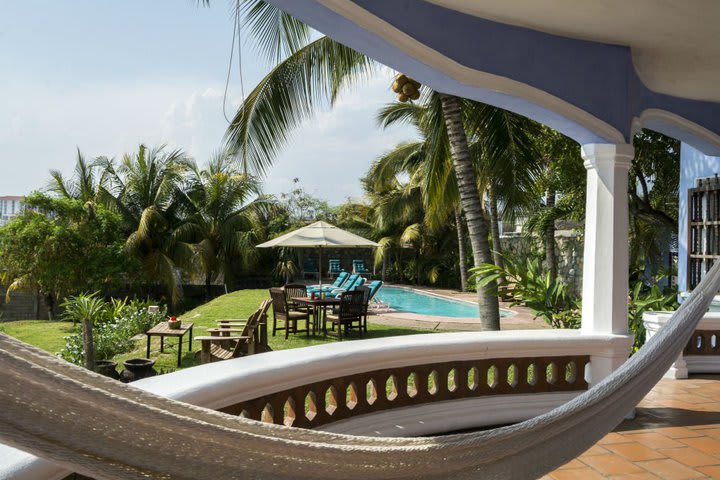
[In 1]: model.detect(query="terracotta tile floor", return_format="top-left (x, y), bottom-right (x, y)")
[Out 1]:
top-left (543, 376), bottom-right (720, 479)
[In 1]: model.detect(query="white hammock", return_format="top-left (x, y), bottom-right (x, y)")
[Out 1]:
top-left (1, 262), bottom-right (719, 480)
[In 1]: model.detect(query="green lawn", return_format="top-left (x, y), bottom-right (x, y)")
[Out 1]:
top-left (2, 289), bottom-right (433, 373)
top-left (0, 320), bottom-right (77, 355)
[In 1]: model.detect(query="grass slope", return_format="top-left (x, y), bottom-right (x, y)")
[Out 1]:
top-left (0, 320), bottom-right (76, 355)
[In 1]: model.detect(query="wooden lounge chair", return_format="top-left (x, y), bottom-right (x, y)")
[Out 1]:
top-left (324, 290), bottom-right (364, 340)
top-left (196, 300), bottom-right (271, 363)
top-left (270, 287), bottom-right (310, 339)
top-left (212, 299), bottom-right (272, 333)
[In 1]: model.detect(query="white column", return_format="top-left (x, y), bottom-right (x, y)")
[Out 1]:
top-left (581, 144), bottom-right (634, 385)
top-left (581, 144), bottom-right (634, 333)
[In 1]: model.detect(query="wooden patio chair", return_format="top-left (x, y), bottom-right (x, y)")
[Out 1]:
top-left (324, 290), bottom-right (364, 341)
top-left (355, 285), bottom-right (371, 333)
top-left (270, 287), bottom-right (310, 339)
top-left (196, 300), bottom-right (270, 364)
top-left (212, 300), bottom-right (272, 334)
top-left (284, 283), bottom-right (310, 313)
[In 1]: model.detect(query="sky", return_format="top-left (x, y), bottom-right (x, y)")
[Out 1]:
top-left (0, 1), bottom-right (418, 205)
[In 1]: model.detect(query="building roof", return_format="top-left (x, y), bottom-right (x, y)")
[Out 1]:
top-left (0, 196), bottom-right (23, 201)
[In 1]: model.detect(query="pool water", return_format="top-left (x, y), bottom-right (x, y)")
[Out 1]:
top-left (375, 286), bottom-right (511, 318)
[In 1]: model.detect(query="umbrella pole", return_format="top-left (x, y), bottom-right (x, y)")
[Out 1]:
top-left (318, 247), bottom-right (322, 289)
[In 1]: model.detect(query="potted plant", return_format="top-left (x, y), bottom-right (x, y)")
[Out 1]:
top-left (167, 315), bottom-right (181, 330)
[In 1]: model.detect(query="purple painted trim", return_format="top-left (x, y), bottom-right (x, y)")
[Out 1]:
top-left (264, 0), bottom-right (720, 152)
top-left (354, 0), bottom-right (633, 136)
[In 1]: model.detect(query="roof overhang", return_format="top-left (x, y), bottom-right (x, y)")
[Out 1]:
top-left (267, 0), bottom-right (720, 154)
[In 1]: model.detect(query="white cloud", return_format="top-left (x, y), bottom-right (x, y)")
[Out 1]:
top-left (0, 68), bottom-right (417, 205)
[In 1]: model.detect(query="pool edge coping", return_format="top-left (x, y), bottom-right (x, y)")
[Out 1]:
top-left (374, 284), bottom-right (515, 324)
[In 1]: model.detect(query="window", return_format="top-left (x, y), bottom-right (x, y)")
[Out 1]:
top-left (688, 177), bottom-right (720, 289)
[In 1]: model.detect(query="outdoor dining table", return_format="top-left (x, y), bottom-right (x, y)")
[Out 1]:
top-left (291, 296), bottom-right (341, 335)
top-left (146, 321), bottom-right (193, 367)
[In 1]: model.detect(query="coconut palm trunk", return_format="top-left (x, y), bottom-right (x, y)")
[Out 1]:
top-left (440, 93), bottom-right (500, 330)
top-left (205, 274), bottom-right (213, 302)
top-left (83, 319), bottom-right (95, 371)
top-left (454, 207), bottom-right (468, 292)
top-left (545, 187), bottom-right (558, 281)
top-left (488, 189), bottom-right (505, 271)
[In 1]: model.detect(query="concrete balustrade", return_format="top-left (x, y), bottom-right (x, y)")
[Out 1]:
top-left (0, 330), bottom-right (633, 479)
top-left (644, 311), bottom-right (720, 378)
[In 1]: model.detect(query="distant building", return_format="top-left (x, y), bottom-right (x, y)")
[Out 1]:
top-left (0, 196), bottom-right (26, 226)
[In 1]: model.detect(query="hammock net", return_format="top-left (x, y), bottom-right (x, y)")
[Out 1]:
top-left (1, 262), bottom-right (719, 480)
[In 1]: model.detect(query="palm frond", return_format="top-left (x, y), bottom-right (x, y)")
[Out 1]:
top-left (224, 36), bottom-right (375, 175)
top-left (240, 0), bottom-right (312, 65)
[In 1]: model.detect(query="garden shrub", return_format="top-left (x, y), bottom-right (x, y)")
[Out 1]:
top-left (59, 297), bottom-right (165, 366)
top-left (628, 279), bottom-right (677, 353)
top-left (472, 255), bottom-right (580, 329)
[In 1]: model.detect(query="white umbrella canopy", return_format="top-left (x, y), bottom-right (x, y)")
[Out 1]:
top-left (257, 221), bottom-right (379, 286)
top-left (256, 221), bottom-right (379, 249)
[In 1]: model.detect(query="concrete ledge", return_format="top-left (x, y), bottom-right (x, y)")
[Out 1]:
top-left (0, 329), bottom-right (633, 479)
top-left (644, 311), bottom-right (720, 378)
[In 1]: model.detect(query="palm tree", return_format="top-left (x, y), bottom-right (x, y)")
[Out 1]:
top-left (439, 93), bottom-right (499, 328)
top-left (463, 101), bottom-right (543, 272)
top-left (215, 1), bottom-right (546, 328)
top-left (363, 167), bottom-right (455, 287)
top-left (182, 149), bottom-right (267, 299)
top-left (372, 100), bottom-right (470, 291)
top-left (374, 93), bottom-right (542, 325)
top-left (525, 129), bottom-right (585, 282)
top-left (61, 292), bottom-right (107, 371)
top-left (98, 144), bottom-right (194, 304)
top-left (47, 148), bottom-right (101, 204)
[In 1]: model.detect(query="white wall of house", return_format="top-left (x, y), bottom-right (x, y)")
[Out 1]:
top-left (0, 196), bottom-right (25, 226)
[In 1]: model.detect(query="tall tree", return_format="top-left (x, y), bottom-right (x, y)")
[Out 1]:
top-left (439, 93), bottom-right (499, 328)
top-left (629, 129), bottom-right (680, 273)
top-left (98, 144), bottom-right (194, 304)
top-left (0, 194), bottom-right (136, 319)
top-left (218, 0), bottom-right (553, 327)
top-left (47, 148), bottom-right (101, 204)
top-left (182, 149), bottom-right (267, 298)
top-left (526, 129), bottom-right (585, 282)
top-left (373, 99), bottom-right (470, 290)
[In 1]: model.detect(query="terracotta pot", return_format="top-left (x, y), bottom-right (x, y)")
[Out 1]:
top-left (120, 358), bottom-right (156, 383)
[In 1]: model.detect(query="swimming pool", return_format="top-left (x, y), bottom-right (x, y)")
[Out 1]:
top-left (375, 286), bottom-right (512, 318)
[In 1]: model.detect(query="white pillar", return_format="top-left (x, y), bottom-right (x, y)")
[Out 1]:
top-left (581, 144), bottom-right (634, 334)
top-left (581, 144), bottom-right (634, 385)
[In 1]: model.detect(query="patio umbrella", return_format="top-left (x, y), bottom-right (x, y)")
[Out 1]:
top-left (256, 221), bottom-right (379, 287)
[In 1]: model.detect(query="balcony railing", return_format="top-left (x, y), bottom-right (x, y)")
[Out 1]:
top-left (645, 311), bottom-right (720, 377)
top-left (222, 355), bottom-right (590, 429)
top-left (2, 329), bottom-right (634, 480)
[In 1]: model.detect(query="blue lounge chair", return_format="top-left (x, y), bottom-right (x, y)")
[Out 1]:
top-left (328, 259), bottom-right (342, 278)
top-left (331, 275), bottom-right (366, 297)
top-left (365, 280), bottom-right (383, 301)
top-left (303, 257), bottom-right (319, 279)
top-left (307, 271), bottom-right (350, 293)
top-left (352, 259), bottom-right (371, 276)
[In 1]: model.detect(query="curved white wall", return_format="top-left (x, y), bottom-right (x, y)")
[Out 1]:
top-left (0, 330), bottom-right (633, 479)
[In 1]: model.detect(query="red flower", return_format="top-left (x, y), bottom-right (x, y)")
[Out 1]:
top-left (170, 316), bottom-right (177, 322)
